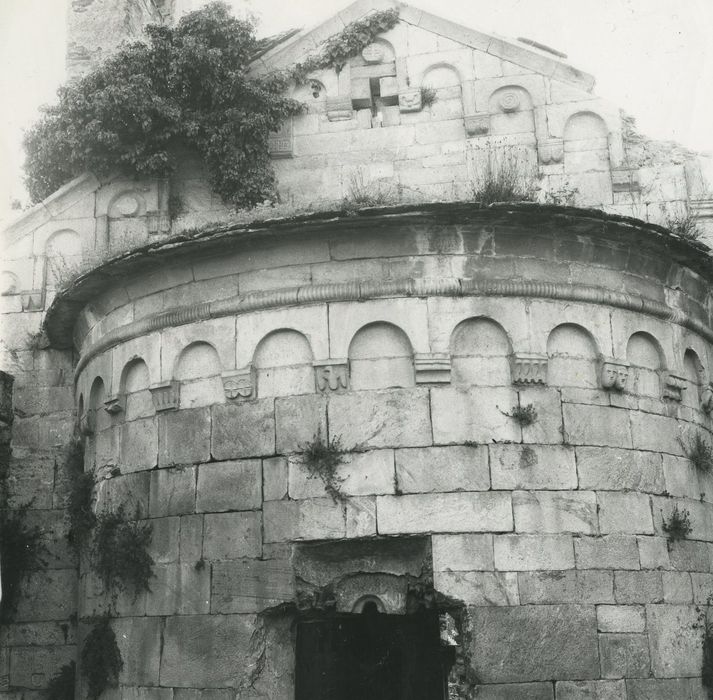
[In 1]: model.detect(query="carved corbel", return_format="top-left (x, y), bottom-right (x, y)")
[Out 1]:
top-left (149, 380), bottom-right (179, 412)
top-left (511, 353), bottom-right (548, 385)
top-left (464, 113), bottom-right (490, 137)
top-left (314, 360), bottom-right (349, 394)
top-left (537, 138), bottom-right (564, 165)
top-left (398, 88), bottom-right (422, 113)
top-left (104, 395), bottom-right (125, 415)
top-left (663, 372), bottom-right (687, 402)
top-left (414, 353), bottom-right (451, 384)
top-left (326, 96), bottom-right (353, 122)
top-left (222, 367), bottom-right (255, 401)
top-left (700, 384), bottom-right (713, 414)
top-left (600, 361), bottom-right (629, 392)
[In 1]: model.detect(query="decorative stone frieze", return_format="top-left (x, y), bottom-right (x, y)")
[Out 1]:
top-left (537, 138), bottom-right (564, 165)
top-left (104, 395), bottom-right (125, 415)
top-left (600, 361), bottom-right (629, 392)
top-left (20, 290), bottom-right (44, 312)
top-left (222, 367), bottom-right (255, 401)
top-left (663, 372), bottom-right (686, 401)
top-left (611, 167), bottom-right (641, 193)
top-left (464, 113), bottom-right (489, 137)
top-left (398, 88), bottom-right (422, 113)
top-left (414, 353), bottom-right (451, 384)
top-left (314, 360), bottom-right (349, 394)
top-left (511, 353), bottom-right (548, 385)
top-left (147, 210), bottom-right (171, 235)
top-left (150, 380), bottom-right (180, 412)
top-left (326, 96), bottom-right (353, 122)
top-left (268, 119), bottom-right (293, 159)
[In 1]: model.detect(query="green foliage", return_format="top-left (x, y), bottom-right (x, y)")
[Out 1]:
top-left (703, 622), bottom-right (713, 699)
top-left (292, 9), bottom-right (399, 79)
top-left (0, 503), bottom-right (47, 621)
top-left (23, 2), bottom-right (303, 207)
top-left (92, 505), bottom-right (154, 596)
top-left (45, 661), bottom-right (76, 700)
top-left (507, 404), bottom-right (538, 427)
top-left (664, 205), bottom-right (701, 241)
top-left (66, 438), bottom-right (96, 551)
top-left (420, 86), bottom-right (437, 108)
top-left (299, 428), bottom-right (347, 503)
top-left (685, 433), bottom-right (713, 473)
top-left (470, 145), bottom-right (537, 204)
top-left (81, 616), bottom-right (123, 700)
top-left (344, 168), bottom-right (396, 209)
top-left (662, 504), bottom-right (692, 542)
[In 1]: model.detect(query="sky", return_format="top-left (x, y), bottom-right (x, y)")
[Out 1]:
top-left (1, 0), bottom-right (712, 224)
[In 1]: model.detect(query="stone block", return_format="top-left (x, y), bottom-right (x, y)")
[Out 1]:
top-left (97, 471), bottom-right (150, 517)
top-left (263, 456), bottom-right (288, 501)
top-left (599, 633), bottom-right (650, 678)
top-left (596, 605), bottom-right (646, 633)
top-left (203, 512), bottom-right (262, 560)
top-left (160, 614), bottom-right (258, 687)
top-left (196, 459), bottom-right (262, 512)
top-left (377, 492), bottom-right (513, 535)
top-left (211, 558), bottom-right (293, 613)
top-left (575, 536), bottom-right (639, 570)
top-left (149, 466), bottom-right (196, 517)
top-left (432, 534), bottom-right (494, 571)
top-left (327, 389), bottom-right (432, 449)
top-left (120, 417), bottom-right (158, 472)
top-left (263, 498), bottom-right (345, 542)
top-left (146, 563), bottom-right (210, 615)
top-left (597, 492), bottom-right (654, 535)
top-left (4, 620), bottom-right (77, 647)
top-left (626, 679), bottom-right (697, 700)
top-left (614, 571), bottom-right (663, 604)
top-left (434, 570), bottom-right (518, 605)
top-left (513, 490), bottom-right (598, 534)
top-left (638, 536), bottom-right (669, 570)
top-left (179, 514), bottom-right (203, 564)
top-left (274, 394), bottom-right (327, 454)
top-left (468, 605), bottom-right (598, 682)
top-left (111, 616), bottom-right (162, 685)
top-left (518, 570), bottom-right (614, 604)
top-left (690, 572), bottom-right (713, 604)
top-left (9, 645), bottom-right (76, 689)
top-left (490, 444), bottom-right (576, 490)
top-left (211, 399), bottom-right (275, 460)
top-left (668, 539), bottom-right (710, 572)
top-left (562, 404), bottom-right (632, 448)
top-left (663, 454), bottom-right (701, 499)
top-left (148, 516), bottom-right (180, 564)
top-left (519, 387), bottom-right (564, 444)
top-left (494, 534), bottom-right (574, 571)
top-left (654, 498), bottom-right (709, 542)
top-left (430, 387), bottom-right (520, 445)
top-left (646, 605), bottom-right (701, 678)
top-left (555, 680), bottom-right (626, 700)
top-left (159, 408), bottom-right (211, 467)
top-left (346, 496), bottom-right (377, 537)
top-left (663, 571), bottom-right (693, 603)
top-left (394, 445), bottom-right (489, 493)
top-left (472, 683), bottom-right (554, 700)
top-left (630, 411), bottom-right (685, 456)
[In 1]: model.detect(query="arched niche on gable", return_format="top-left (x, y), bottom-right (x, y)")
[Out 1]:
top-left (253, 329), bottom-right (314, 398)
top-left (564, 112), bottom-right (610, 172)
top-left (120, 358), bottom-right (153, 421)
top-left (175, 341), bottom-right (224, 408)
top-left (488, 85), bottom-right (535, 137)
top-left (45, 229), bottom-right (82, 289)
top-left (683, 349), bottom-right (706, 410)
top-left (546, 324), bottom-right (599, 388)
top-left (106, 189), bottom-right (151, 254)
top-left (421, 63), bottom-right (463, 118)
top-left (626, 332), bottom-right (665, 397)
top-left (349, 322), bottom-right (415, 391)
top-left (450, 318), bottom-right (511, 387)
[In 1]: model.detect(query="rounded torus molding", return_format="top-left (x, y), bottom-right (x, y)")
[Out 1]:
top-left (63, 203), bottom-right (713, 696)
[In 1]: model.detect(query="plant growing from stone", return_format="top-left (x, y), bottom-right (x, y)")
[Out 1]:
top-left (46, 661), bottom-right (76, 700)
top-left (685, 432), bottom-right (713, 473)
top-left (81, 616), bottom-right (123, 700)
top-left (299, 428), bottom-right (347, 503)
top-left (469, 143), bottom-right (538, 204)
top-left (506, 403), bottom-right (538, 427)
top-left (66, 437), bottom-right (96, 551)
top-left (92, 505), bottom-right (154, 597)
top-left (420, 86), bottom-right (437, 108)
top-left (662, 504), bottom-right (692, 542)
top-left (344, 168), bottom-right (396, 209)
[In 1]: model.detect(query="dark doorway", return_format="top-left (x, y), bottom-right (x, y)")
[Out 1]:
top-left (295, 605), bottom-right (448, 700)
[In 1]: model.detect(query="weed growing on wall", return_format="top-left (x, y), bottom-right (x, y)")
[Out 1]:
top-left (662, 504), bottom-right (692, 542)
top-left (65, 438), bottom-right (96, 550)
top-left (420, 87), bottom-right (437, 108)
top-left (664, 205), bottom-right (701, 241)
top-left (344, 169), bottom-right (396, 209)
top-left (469, 144), bottom-right (538, 204)
top-left (46, 661), bottom-right (76, 700)
top-left (703, 620), bottom-right (713, 699)
top-left (81, 616), bottom-right (123, 699)
top-left (299, 429), bottom-right (347, 503)
top-left (685, 433), bottom-right (713, 473)
top-left (92, 505), bottom-right (154, 597)
top-left (505, 404), bottom-right (538, 427)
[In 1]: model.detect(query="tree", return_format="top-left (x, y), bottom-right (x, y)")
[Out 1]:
top-left (23, 2), bottom-right (303, 208)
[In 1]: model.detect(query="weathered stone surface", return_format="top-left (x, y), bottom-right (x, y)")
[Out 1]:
top-left (395, 445), bottom-right (489, 493)
top-left (435, 570), bottom-right (518, 605)
top-left (630, 411), bottom-right (684, 456)
top-left (472, 682), bottom-right (554, 700)
top-left (432, 534), bottom-right (494, 571)
top-left (14, 570), bottom-right (77, 622)
top-left (555, 680), bottom-right (626, 699)
top-left (377, 492), bottom-right (513, 534)
top-left (519, 387), bottom-right (564, 445)
top-left (111, 616), bottom-right (162, 685)
top-left (494, 534), bottom-right (574, 571)
top-left (159, 408), bottom-right (211, 466)
top-left (575, 536), bottom-right (639, 570)
top-left (614, 571), bottom-right (663, 604)
top-left (667, 538), bottom-right (711, 572)
top-left (196, 460), bottom-right (262, 512)
top-left (146, 563), bottom-right (210, 615)
top-left (468, 605), bottom-right (598, 682)
top-left (626, 678), bottom-right (698, 700)
top-left (596, 605), bottom-right (646, 633)
top-left (663, 571), bottom-right (693, 603)
top-left (275, 394), bottom-right (327, 454)
top-left (598, 633), bottom-right (650, 678)
top-left (203, 512), bottom-right (262, 559)
top-left (513, 490), bottom-right (598, 534)
top-left (646, 605), bottom-right (701, 678)
top-left (263, 498), bottom-right (345, 542)
top-left (211, 558), bottom-right (293, 613)
top-left (518, 570), bottom-right (614, 604)
top-left (263, 455), bottom-right (288, 501)
top-left (690, 572), bottom-right (713, 603)
top-left (3, 620), bottom-right (77, 647)
top-left (490, 444), bottom-right (576, 490)
top-left (180, 514), bottom-right (204, 564)
top-left (597, 492), bottom-right (654, 535)
top-left (563, 404), bottom-right (632, 448)
top-left (637, 536), bottom-right (669, 570)
top-left (160, 614), bottom-right (258, 687)
top-left (120, 417), bottom-right (159, 471)
top-left (328, 389), bottom-right (432, 449)
top-left (9, 645), bottom-right (76, 689)
top-left (663, 454), bottom-right (701, 499)
top-left (575, 447), bottom-right (664, 493)
top-left (149, 466), bottom-right (196, 517)
top-left (211, 400), bottom-right (275, 460)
